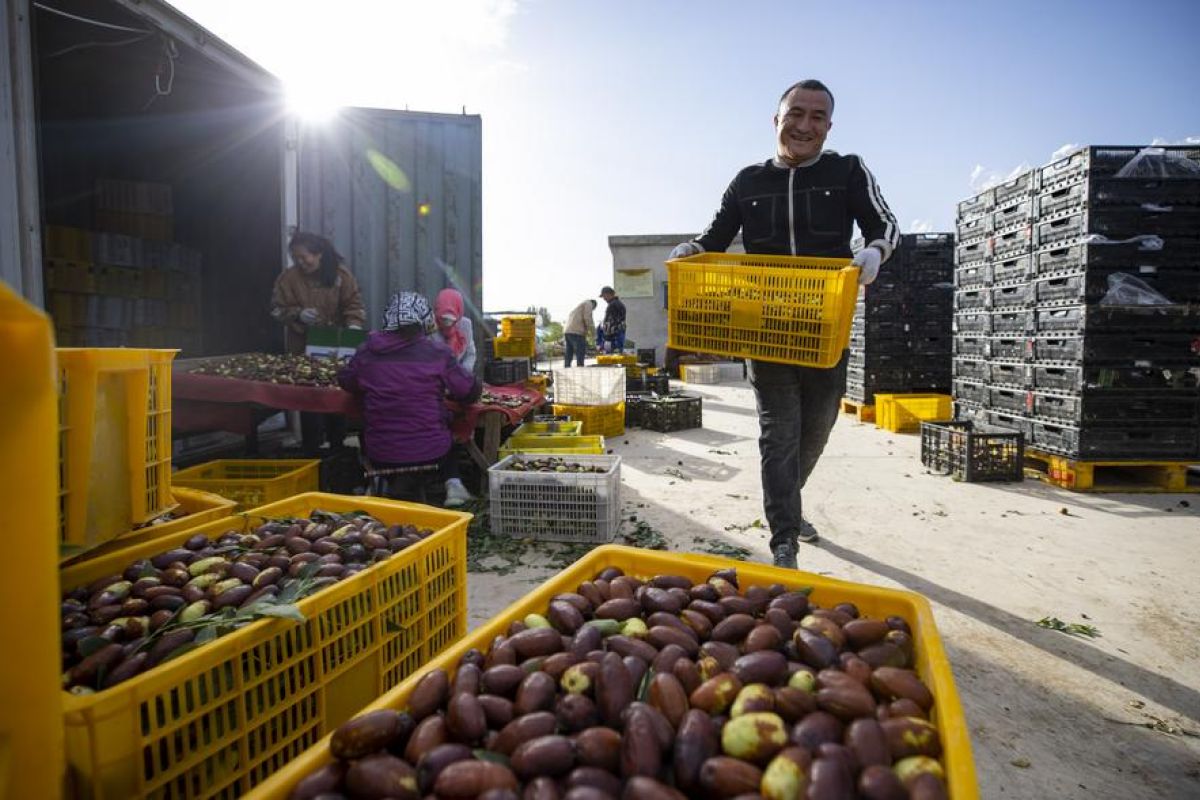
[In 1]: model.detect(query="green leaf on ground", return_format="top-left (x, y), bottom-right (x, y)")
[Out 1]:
top-left (1036, 616), bottom-right (1100, 638)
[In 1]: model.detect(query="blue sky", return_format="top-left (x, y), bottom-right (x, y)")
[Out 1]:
top-left (171, 0), bottom-right (1200, 320)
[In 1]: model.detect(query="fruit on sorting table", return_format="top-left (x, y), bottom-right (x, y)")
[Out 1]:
top-left (294, 566), bottom-right (951, 799)
top-left (60, 511), bottom-right (435, 693)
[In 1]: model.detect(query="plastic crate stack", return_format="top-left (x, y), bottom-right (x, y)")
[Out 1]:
top-left (952, 145), bottom-right (1200, 461)
top-left (44, 179), bottom-right (203, 354)
top-left (493, 315), bottom-right (536, 359)
top-left (846, 233), bottom-right (955, 404)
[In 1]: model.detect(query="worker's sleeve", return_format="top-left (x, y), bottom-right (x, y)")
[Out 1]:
top-left (848, 156), bottom-right (900, 263)
top-left (269, 272), bottom-right (302, 323)
top-left (459, 317), bottom-right (477, 373)
top-left (694, 175), bottom-right (743, 254)
top-left (337, 347), bottom-right (364, 393)
top-left (338, 268), bottom-right (367, 328)
top-left (444, 355), bottom-right (483, 404)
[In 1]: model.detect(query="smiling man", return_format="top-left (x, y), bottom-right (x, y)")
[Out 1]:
top-left (670, 79), bottom-right (899, 569)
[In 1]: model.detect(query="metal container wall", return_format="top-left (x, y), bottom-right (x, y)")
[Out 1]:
top-left (297, 108), bottom-right (483, 329)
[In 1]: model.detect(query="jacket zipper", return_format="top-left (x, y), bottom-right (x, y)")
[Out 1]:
top-left (787, 168), bottom-right (797, 256)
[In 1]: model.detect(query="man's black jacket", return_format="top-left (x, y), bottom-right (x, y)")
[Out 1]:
top-left (694, 152), bottom-right (899, 261)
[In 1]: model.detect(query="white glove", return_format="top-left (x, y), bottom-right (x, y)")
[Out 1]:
top-left (299, 308), bottom-right (320, 325)
top-left (347, 324), bottom-right (363, 330)
top-left (852, 247), bottom-right (882, 285)
top-left (669, 241), bottom-right (704, 260)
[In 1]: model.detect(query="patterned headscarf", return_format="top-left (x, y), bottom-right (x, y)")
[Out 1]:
top-left (382, 291), bottom-right (433, 331)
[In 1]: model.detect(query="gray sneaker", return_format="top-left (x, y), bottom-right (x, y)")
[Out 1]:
top-left (771, 542), bottom-right (798, 569)
top-left (798, 519), bottom-right (820, 544)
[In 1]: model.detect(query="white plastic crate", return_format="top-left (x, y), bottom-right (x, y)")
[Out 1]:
top-left (681, 363), bottom-right (721, 384)
top-left (717, 361), bottom-right (746, 382)
top-left (488, 453), bottom-right (621, 543)
top-left (552, 366), bottom-right (625, 406)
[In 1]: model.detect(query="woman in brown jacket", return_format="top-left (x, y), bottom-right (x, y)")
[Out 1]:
top-left (271, 232), bottom-right (366, 454)
top-left (271, 232), bottom-right (366, 354)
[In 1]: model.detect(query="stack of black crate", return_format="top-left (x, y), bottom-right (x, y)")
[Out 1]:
top-left (953, 145), bottom-right (1200, 461)
top-left (846, 233), bottom-right (955, 405)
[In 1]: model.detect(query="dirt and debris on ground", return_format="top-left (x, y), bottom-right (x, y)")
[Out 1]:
top-left (467, 379), bottom-right (1200, 799)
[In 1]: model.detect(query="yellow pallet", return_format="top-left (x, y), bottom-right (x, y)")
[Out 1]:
top-left (60, 486), bottom-right (237, 563)
top-left (840, 397), bottom-right (876, 423)
top-left (171, 458), bottom-right (320, 511)
top-left (245, 545), bottom-right (978, 800)
top-left (1023, 448), bottom-right (1200, 493)
top-left (1, 284), bottom-right (64, 799)
top-left (876, 393), bottom-right (952, 433)
top-left (57, 348), bottom-right (177, 554)
top-left (552, 401), bottom-right (625, 437)
top-left (667, 252), bottom-right (858, 368)
top-left (60, 492), bottom-right (470, 800)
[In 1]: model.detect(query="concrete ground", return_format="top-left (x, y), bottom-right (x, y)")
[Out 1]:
top-left (467, 378), bottom-right (1200, 800)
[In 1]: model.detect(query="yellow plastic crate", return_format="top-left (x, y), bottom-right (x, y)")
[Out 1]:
top-left (499, 434), bottom-right (606, 458)
top-left (244, 545), bottom-right (978, 800)
top-left (171, 458), bottom-right (320, 510)
top-left (57, 348), bottom-right (177, 554)
top-left (493, 335), bottom-right (535, 358)
top-left (500, 315), bottom-right (537, 338)
top-left (667, 252), bottom-right (858, 367)
top-left (596, 353), bottom-right (637, 366)
top-left (61, 487), bottom-right (238, 563)
top-left (59, 492), bottom-right (470, 800)
top-left (523, 373), bottom-right (550, 393)
top-left (877, 393), bottom-right (953, 433)
top-left (1, 284), bottom-right (64, 799)
top-left (552, 401), bottom-right (625, 437)
top-left (510, 419), bottom-right (584, 439)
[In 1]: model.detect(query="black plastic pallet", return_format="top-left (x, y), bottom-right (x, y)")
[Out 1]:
top-left (987, 336), bottom-right (1032, 361)
top-left (954, 336), bottom-right (988, 357)
top-left (1030, 389), bottom-right (1199, 426)
top-left (1034, 207), bottom-right (1200, 248)
top-left (1038, 145), bottom-right (1200, 190)
top-left (953, 357), bottom-right (989, 381)
top-left (1035, 238), bottom-right (1200, 276)
top-left (1030, 420), bottom-right (1199, 461)
top-left (1035, 304), bottom-right (1200, 334)
top-left (1032, 332), bottom-right (1200, 364)
top-left (953, 378), bottom-right (987, 405)
top-left (992, 196), bottom-right (1036, 232)
top-left (991, 283), bottom-right (1034, 309)
top-left (1031, 363), bottom-right (1197, 392)
top-left (1031, 266), bottom-right (1200, 306)
top-left (1036, 176), bottom-right (1200, 219)
top-left (992, 255), bottom-right (1035, 284)
top-left (993, 169), bottom-right (1039, 205)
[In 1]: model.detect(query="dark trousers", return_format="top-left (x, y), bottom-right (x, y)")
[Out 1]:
top-left (748, 352), bottom-right (848, 549)
top-left (371, 447), bottom-right (461, 503)
top-left (564, 333), bottom-right (587, 366)
top-left (300, 412), bottom-right (347, 456)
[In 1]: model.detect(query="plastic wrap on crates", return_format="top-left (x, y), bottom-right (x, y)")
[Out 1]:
top-left (1099, 273), bottom-right (1174, 306)
top-left (489, 453), bottom-right (621, 542)
top-left (553, 366), bottom-right (625, 405)
top-left (921, 420), bottom-right (1024, 482)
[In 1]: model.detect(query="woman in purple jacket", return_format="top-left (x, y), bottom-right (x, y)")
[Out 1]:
top-left (338, 292), bottom-right (482, 506)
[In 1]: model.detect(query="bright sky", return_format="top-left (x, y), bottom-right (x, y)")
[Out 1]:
top-left (170, 0), bottom-right (1200, 322)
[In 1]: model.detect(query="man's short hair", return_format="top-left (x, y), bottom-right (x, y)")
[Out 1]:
top-left (778, 79), bottom-right (835, 114)
top-left (600, 286), bottom-right (615, 296)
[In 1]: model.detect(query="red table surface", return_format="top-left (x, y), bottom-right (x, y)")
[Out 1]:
top-left (172, 370), bottom-right (543, 442)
